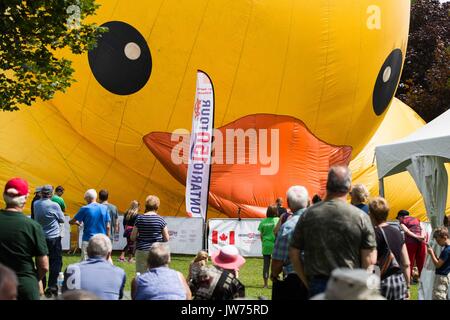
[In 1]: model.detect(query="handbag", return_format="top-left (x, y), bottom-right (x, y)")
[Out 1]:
top-left (378, 226), bottom-right (401, 279)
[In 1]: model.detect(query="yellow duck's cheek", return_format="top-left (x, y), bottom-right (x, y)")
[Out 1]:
top-left (88, 21), bottom-right (152, 95)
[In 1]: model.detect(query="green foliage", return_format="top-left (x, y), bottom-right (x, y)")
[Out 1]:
top-left (397, 0), bottom-right (450, 122)
top-left (0, 0), bottom-right (107, 111)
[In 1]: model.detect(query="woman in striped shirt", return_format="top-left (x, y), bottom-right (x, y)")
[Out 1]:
top-left (131, 195), bottom-right (169, 273)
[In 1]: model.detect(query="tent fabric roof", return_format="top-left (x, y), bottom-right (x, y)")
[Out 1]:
top-left (375, 109), bottom-right (450, 179)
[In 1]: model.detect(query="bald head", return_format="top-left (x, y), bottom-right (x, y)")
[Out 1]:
top-left (326, 166), bottom-right (352, 196)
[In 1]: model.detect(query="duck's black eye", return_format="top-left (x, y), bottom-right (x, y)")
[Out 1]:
top-left (372, 49), bottom-right (403, 115)
top-left (88, 21), bottom-right (152, 95)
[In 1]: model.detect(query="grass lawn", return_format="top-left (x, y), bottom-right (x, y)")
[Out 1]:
top-left (62, 252), bottom-right (418, 300)
top-left (410, 282), bottom-right (419, 300)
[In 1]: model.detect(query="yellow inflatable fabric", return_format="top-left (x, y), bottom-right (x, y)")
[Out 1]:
top-left (0, 0), bottom-right (411, 218)
top-left (350, 98), bottom-right (450, 222)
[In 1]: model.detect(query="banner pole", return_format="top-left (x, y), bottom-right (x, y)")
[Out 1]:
top-left (203, 220), bottom-right (208, 251)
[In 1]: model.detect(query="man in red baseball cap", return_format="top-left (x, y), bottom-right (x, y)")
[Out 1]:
top-left (3, 177), bottom-right (29, 205)
top-left (0, 177), bottom-right (49, 300)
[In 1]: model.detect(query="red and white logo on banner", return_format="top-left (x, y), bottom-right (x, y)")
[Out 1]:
top-left (212, 230), bottom-right (235, 245)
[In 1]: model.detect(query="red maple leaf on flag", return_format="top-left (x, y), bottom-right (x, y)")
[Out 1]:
top-left (219, 233), bottom-right (228, 241)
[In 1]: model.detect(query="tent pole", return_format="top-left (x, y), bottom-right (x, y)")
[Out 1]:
top-left (379, 178), bottom-right (385, 197)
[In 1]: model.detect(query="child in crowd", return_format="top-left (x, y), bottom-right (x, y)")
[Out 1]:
top-left (427, 227), bottom-right (450, 300)
top-left (118, 200), bottom-right (140, 263)
top-left (188, 250), bottom-right (208, 283)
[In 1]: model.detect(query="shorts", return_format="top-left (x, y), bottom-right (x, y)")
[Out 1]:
top-left (81, 241), bottom-right (89, 262)
top-left (432, 274), bottom-right (450, 300)
top-left (135, 249), bottom-right (149, 273)
top-left (380, 273), bottom-right (407, 300)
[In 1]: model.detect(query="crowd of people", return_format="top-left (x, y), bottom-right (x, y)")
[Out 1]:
top-left (0, 165), bottom-right (449, 300)
top-left (259, 167), bottom-right (450, 300)
top-left (0, 177), bottom-right (248, 300)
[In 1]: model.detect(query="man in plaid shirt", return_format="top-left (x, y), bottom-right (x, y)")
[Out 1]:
top-left (270, 185), bottom-right (309, 300)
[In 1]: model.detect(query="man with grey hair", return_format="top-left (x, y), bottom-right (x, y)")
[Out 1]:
top-left (131, 242), bottom-right (191, 300)
top-left (0, 264), bottom-right (18, 300)
top-left (0, 178), bottom-right (49, 300)
top-left (273, 186), bottom-right (309, 235)
top-left (70, 189), bottom-right (111, 261)
top-left (147, 242), bottom-right (171, 268)
top-left (33, 184), bottom-right (65, 297)
top-left (63, 234), bottom-right (126, 300)
top-left (289, 166), bottom-right (377, 297)
top-left (271, 185), bottom-right (309, 300)
top-left (286, 186), bottom-right (309, 211)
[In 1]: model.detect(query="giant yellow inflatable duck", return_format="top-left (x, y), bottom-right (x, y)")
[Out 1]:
top-left (0, 0), bottom-right (413, 218)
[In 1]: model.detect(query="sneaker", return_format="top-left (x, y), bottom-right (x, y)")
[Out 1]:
top-left (118, 257), bottom-right (125, 262)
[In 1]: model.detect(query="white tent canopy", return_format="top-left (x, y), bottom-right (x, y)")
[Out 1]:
top-left (375, 109), bottom-right (450, 300)
top-left (376, 109), bottom-right (450, 179)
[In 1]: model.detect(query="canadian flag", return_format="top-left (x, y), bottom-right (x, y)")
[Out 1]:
top-left (212, 230), bottom-right (235, 245)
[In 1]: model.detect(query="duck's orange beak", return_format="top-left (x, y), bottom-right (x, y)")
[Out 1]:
top-left (144, 114), bottom-right (352, 218)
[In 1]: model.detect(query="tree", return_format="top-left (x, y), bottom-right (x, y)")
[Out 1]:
top-left (0, 0), bottom-right (106, 111)
top-left (397, 0), bottom-right (450, 122)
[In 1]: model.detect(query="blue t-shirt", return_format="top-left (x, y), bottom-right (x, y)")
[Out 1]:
top-left (436, 245), bottom-right (450, 276)
top-left (33, 198), bottom-right (65, 239)
top-left (135, 267), bottom-right (186, 300)
top-left (63, 257), bottom-right (126, 300)
top-left (74, 203), bottom-right (111, 241)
